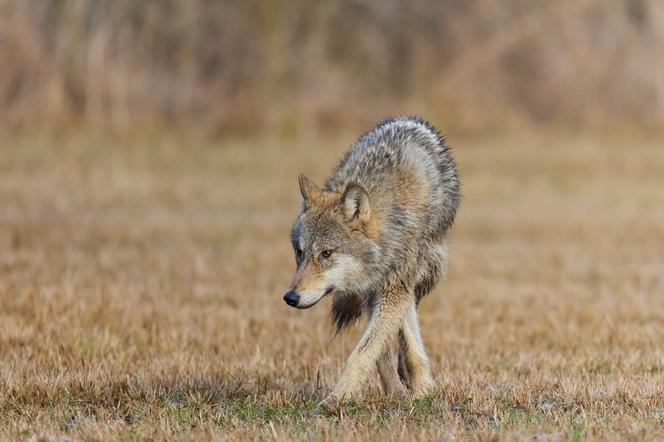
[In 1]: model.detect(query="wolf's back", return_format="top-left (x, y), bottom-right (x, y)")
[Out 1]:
top-left (327, 117), bottom-right (460, 332)
top-left (328, 116), bottom-right (460, 239)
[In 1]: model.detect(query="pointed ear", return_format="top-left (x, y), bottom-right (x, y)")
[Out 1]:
top-left (341, 182), bottom-right (370, 223)
top-left (298, 174), bottom-right (322, 208)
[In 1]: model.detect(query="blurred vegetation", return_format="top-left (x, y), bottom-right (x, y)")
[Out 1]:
top-left (0, 0), bottom-right (662, 137)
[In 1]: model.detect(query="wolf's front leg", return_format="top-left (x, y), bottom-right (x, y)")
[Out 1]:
top-left (320, 296), bottom-right (410, 406)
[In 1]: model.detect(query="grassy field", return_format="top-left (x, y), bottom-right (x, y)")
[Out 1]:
top-left (1, 130), bottom-right (663, 440)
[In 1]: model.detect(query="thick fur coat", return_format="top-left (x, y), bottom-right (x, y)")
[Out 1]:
top-left (284, 116), bottom-right (460, 406)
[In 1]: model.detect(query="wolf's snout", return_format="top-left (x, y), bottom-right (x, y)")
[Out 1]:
top-left (283, 291), bottom-right (300, 307)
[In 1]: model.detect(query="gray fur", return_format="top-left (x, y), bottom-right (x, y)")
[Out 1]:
top-left (327, 116), bottom-right (459, 323)
top-left (285, 116), bottom-right (460, 404)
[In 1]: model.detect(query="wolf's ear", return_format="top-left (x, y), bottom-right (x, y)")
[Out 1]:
top-left (341, 182), bottom-right (370, 223)
top-left (298, 174), bottom-right (322, 208)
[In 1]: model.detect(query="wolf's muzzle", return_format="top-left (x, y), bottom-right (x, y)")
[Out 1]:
top-left (283, 291), bottom-right (300, 307)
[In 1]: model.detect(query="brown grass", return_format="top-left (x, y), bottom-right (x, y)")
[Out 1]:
top-left (1, 131), bottom-right (664, 440)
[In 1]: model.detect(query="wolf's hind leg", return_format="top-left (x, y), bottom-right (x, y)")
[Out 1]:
top-left (397, 329), bottom-right (412, 390)
top-left (401, 300), bottom-right (435, 397)
top-left (322, 296), bottom-right (409, 404)
top-left (376, 340), bottom-right (407, 396)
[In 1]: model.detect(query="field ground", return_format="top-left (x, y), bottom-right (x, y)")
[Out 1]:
top-left (1, 130), bottom-right (664, 440)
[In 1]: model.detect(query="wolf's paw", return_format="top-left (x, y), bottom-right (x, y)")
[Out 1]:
top-left (412, 377), bottom-right (436, 398)
top-left (384, 380), bottom-right (409, 398)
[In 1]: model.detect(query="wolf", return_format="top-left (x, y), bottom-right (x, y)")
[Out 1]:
top-left (283, 116), bottom-right (460, 407)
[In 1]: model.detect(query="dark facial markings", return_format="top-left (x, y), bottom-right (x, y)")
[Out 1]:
top-left (294, 246), bottom-right (303, 266)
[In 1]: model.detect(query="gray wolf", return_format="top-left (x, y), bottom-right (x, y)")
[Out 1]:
top-left (283, 116), bottom-right (460, 407)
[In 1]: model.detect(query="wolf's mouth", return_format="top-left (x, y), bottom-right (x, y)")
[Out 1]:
top-left (294, 286), bottom-right (336, 309)
top-left (294, 286), bottom-right (336, 310)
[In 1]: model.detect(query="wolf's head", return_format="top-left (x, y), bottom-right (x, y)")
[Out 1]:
top-left (283, 174), bottom-right (379, 309)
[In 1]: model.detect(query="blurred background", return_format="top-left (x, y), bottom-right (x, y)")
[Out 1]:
top-left (1, 0), bottom-right (662, 138)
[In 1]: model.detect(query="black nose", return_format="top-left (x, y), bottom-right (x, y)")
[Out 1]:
top-left (283, 291), bottom-right (300, 307)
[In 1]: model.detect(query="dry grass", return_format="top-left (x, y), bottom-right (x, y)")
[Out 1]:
top-left (1, 130), bottom-right (664, 440)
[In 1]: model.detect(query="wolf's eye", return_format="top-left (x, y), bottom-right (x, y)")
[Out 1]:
top-left (320, 250), bottom-right (333, 259)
